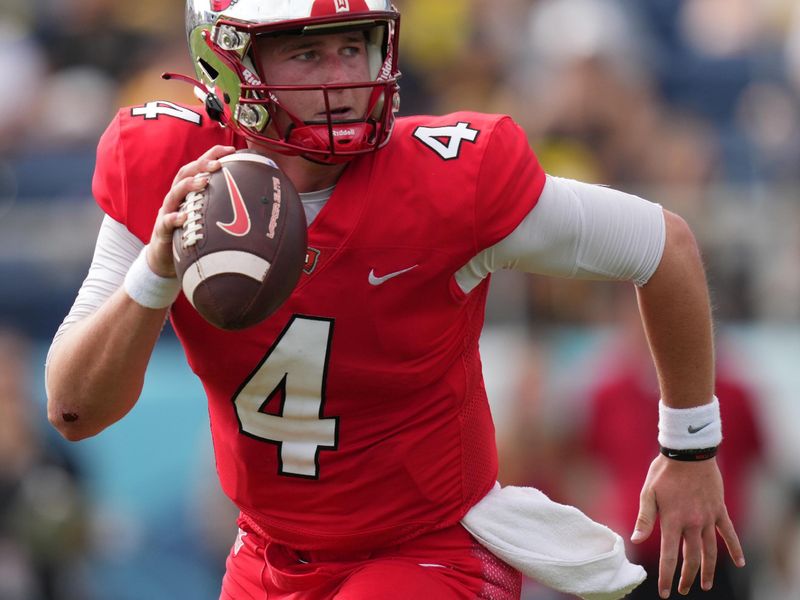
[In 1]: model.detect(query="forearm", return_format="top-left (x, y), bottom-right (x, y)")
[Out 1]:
top-left (46, 287), bottom-right (168, 440)
top-left (636, 210), bottom-right (714, 409)
top-left (47, 147), bottom-right (227, 441)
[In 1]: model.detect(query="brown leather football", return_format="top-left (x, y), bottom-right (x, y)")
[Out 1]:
top-left (172, 151), bottom-right (307, 330)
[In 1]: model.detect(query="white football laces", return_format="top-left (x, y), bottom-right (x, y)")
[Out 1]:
top-left (180, 191), bottom-right (206, 248)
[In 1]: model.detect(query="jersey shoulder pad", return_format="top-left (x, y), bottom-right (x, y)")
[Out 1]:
top-left (390, 112), bottom-right (525, 163)
top-left (117, 100), bottom-right (229, 167)
top-left (92, 101), bottom-right (236, 242)
top-left (393, 111), bottom-right (509, 133)
top-left (387, 112), bottom-right (545, 251)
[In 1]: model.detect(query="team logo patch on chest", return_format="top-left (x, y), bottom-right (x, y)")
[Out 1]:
top-left (304, 247), bottom-right (321, 274)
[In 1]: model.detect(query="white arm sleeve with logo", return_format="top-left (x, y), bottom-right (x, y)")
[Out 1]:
top-left (455, 175), bottom-right (666, 294)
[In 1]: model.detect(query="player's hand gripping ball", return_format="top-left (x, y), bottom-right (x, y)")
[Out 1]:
top-left (172, 151), bottom-right (307, 330)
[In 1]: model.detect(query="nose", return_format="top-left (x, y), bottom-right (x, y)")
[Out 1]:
top-left (320, 53), bottom-right (352, 85)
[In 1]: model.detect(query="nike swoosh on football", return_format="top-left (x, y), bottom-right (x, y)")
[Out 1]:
top-left (368, 264), bottom-right (419, 286)
top-left (687, 422), bottom-right (712, 434)
top-left (216, 167), bottom-right (251, 237)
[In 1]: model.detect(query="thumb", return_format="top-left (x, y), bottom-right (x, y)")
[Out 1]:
top-left (631, 488), bottom-right (657, 544)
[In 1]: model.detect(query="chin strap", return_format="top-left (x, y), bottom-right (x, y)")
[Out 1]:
top-left (162, 72), bottom-right (227, 122)
top-left (286, 121), bottom-right (377, 164)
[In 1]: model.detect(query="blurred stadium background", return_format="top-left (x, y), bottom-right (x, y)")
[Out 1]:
top-left (1, 1), bottom-right (799, 599)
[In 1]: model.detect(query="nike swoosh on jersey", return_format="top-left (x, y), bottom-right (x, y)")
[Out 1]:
top-left (217, 167), bottom-right (251, 237)
top-left (687, 422), bottom-right (712, 434)
top-left (368, 264), bottom-right (419, 286)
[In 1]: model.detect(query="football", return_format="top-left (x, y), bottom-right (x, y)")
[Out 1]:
top-left (172, 150), bottom-right (307, 330)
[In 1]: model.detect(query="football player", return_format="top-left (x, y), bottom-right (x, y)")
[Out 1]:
top-left (45, 1), bottom-right (745, 599)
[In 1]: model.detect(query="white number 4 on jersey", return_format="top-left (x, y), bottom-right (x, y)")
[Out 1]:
top-left (233, 316), bottom-right (338, 478)
top-left (131, 101), bottom-right (202, 125)
top-left (413, 122), bottom-right (479, 160)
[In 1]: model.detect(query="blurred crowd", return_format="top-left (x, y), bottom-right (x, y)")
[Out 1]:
top-left (1, 1), bottom-right (800, 599)
top-left (2, 0), bottom-right (800, 332)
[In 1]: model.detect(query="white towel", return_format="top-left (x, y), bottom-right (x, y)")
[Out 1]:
top-left (461, 483), bottom-right (646, 600)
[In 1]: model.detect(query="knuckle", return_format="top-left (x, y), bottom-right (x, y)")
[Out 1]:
top-left (660, 554), bottom-right (678, 569)
top-left (635, 515), bottom-right (652, 530)
top-left (683, 557), bottom-right (700, 571)
top-left (208, 145), bottom-right (226, 158)
top-left (172, 177), bottom-right (193, 196)
top-left (686, 516), bottom-right (706, 531)
top-left (681, 511), bottom-right (707, 531)
top-left (174, 163), bottom-right (193, 180)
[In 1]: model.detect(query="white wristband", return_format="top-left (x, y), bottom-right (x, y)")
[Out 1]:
top-left (123, 247), bottom-right (181, 309)
top-left (658, 397), bottom-right (722, 450)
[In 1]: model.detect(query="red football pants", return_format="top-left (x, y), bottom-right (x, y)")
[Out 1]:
top-left (219, 517), bottom-right (521, 599)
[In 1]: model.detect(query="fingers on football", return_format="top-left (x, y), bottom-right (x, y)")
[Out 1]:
top-left (164, 173), bottom-right (210, 215)
top-left (154, 207), bottom-right (180, 244)
top-left (677, 527), bottom-right (702, 595)
top-left (159, 211), bottom-right (187, 241)
top-left (172, 145), bottom-right (235, 185)
top-left (658, 525), bottom-right (680, 599)
top-left (717, 512), bottom-right (746, 568)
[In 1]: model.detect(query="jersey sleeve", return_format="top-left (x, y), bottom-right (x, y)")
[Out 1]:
top-left (474, 117), bottom-right (545, 251)
top-left (92, 112), bottom-right (128, 226)
top-left (91, 102), bottom-right (235, 243)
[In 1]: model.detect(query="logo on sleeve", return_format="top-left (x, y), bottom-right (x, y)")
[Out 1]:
top-left (413, 122), bottom-right (479, 160)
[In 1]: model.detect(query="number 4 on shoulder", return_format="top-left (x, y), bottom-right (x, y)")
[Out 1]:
top-left (413, 122), bottom-right (479, 160)
top-left (131, 101), bottom-right (202, 125)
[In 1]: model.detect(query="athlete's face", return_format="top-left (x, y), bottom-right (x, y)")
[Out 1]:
top-left (256, 31), bottom-right (372, 127)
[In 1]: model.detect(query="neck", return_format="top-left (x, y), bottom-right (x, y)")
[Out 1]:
top-left (249, 143), bottom-right (347, 193)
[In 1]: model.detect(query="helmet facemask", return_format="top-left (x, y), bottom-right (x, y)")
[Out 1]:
top-left (179, 3), bottom-right (401, 164)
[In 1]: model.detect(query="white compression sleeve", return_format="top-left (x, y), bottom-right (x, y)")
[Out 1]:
top-left (48, 215), bottom-right (143, 353)
top-left (47, 187), bottom-right (335, 351)
top-left (455, 175), bottom-right (666, 294)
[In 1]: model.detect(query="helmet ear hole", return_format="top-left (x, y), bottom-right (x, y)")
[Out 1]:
top-left (197, 57), bottom-right (219, 82)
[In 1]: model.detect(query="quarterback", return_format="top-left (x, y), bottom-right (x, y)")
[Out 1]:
top-left (46, 1), bottom-right (744, 599)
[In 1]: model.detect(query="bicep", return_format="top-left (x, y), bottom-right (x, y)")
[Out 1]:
top-left (455, 175), bottom-right (666, 293)
top-left (49, 215), bottom-right (143, 349)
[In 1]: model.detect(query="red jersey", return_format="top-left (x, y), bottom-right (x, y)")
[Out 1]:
top-left (93, 100), bottom-right (545, 551)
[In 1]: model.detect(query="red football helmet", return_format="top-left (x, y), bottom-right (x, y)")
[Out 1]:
top-left (178, 0), bottom-right (401, 164)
